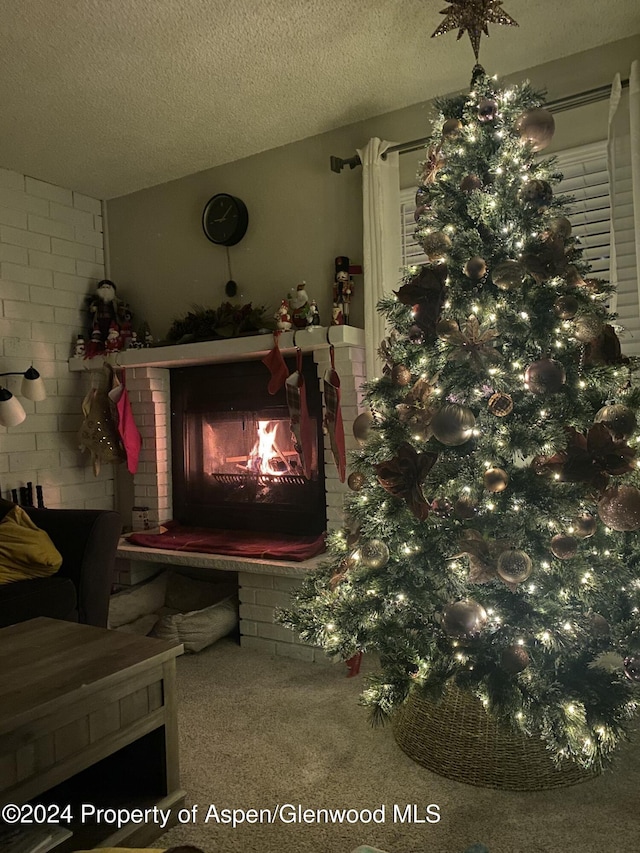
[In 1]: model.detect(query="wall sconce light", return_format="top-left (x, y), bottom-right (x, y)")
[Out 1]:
top-left (0, 367), bottom-right (47, 427)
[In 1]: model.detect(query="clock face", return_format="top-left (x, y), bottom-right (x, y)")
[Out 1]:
top-left (202, 193), bottom-right (249, 246)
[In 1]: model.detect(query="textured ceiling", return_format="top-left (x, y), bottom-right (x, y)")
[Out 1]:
top-left (0, 0), bottom-right (638, 199)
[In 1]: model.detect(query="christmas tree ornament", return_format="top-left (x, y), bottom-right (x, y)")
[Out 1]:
top-left (589, 613), bottom-right (610, 637)
top-left (431, 497), bottom-right (453, 518)
top-left (623, 656), bottom-right (640, 682)
top-left (573, 513), bottom-right (597, 539)
top-left (441, 598), bottom-right (488, 639)
top-left (420, 231), bottom-right (452, 260)
top-left (395, 265), bottom-right (448, 342)
top-left (515, 108), bottom-right (555, 151)
top-left (478, 98), bottom-right (499, 122)
top-left (360, 539), bottom-right (391, 570)
top-left (396, 376), bottom-right (438, 440)
top-left (419, 143), bottom-right (446, 185)
top-left (442, 117), bottom-right (463, 138)
top-left (550, 534), bottom-right (578, 560)
top-left (549, 216), bottom-right (572, 239)
top-left (496, 549), bottom-right (532, 585)
top-left (492, 259), bottom-right (525, 291)
top-left (554, 295), bottom-right (580, 320)
top-left (484, 467), bottom-right (509, 492)
top-left (375, 442), bottom-right (438, 521)
top-left (436, 318), bottom-right (460, 339)
top-left (431, 403), bottom-right (476, 446)
top-left (501, 645), bottom-right (530, 674)
top-left (573, 313), bottom-right (603, 343)
top-left (445, 315), bottom-right (501, 372)
top-left (565, 265), bottom-right (587, 288)
top-left (353, 411), bottom-right (374, 445)
top-left (431, 0), bottom-right (519, 62)
top-left (487, 392), bottom-right (513, 417)
top-left (347, 471), bottom-right (366, 491)
top-left (461, 174), bottom-right (483, 193)
top-left (454, 495), bottom-right (477, 518)
top-left (414, 205), bottom-right (428, 221)
top-left (518, 179), bottom-right (553, 211)
top-left (408, 324), bottom-right (426, 344)
top-left (391, 364), bottom-right (412, 387)
top-left (323, 345), bottom-right (346, 482)
top-left (464, 256), bottom-right (487, 280)
top-left (524, 358), bottom-right (566, 394)
top-left (598, 485), bottom-right (640, 531)
top-left (594, 404), bottom-right (637, 441)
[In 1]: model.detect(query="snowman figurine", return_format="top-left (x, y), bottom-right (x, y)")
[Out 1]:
top-left (74, 334), bottom-right (86, 358)
top-left (289, 282), bottom-right (312, 329)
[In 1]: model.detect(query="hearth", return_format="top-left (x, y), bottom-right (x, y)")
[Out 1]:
top-left (171, 356), bottom-right (326, 535)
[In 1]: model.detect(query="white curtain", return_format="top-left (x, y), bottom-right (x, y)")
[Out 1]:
top-left (356, 138), bottom-right (401, 382)
top-left (607, 60), bottom-right (640, 341)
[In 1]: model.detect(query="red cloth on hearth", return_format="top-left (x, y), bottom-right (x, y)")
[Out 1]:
top-left (262, 331), bottom-right (290, 394)
top-left (127, 522), bottom-right (326, 562)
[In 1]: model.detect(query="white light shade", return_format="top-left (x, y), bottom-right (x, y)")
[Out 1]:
top-left (21, 367), bottom-right (46, 402)
top-left (0, 389), bottom-right (27, 427)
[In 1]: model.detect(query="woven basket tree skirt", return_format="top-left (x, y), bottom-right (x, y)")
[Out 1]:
top-left (392, 685), bottom-right (600, 791)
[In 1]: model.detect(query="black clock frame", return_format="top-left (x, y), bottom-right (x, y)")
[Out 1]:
top-left (202, 193), bottom-right (249, 247)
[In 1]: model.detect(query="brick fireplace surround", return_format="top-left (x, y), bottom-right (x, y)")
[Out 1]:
top-left (71, 326), bottom-right (365, 661)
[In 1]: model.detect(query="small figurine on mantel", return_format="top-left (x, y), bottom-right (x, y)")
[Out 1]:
top-left (275, 299), bottom-right (292, 331)
top-left (105, 323), bottom-right (121, 354)
top-left (289, 282), bottom-right (312, 328)
top-left (73, 334), bottom-right (86, 358)
top-left (332, 256), bottom-right (355, 326)
top-left (309, 299), bottom-right (320, 326)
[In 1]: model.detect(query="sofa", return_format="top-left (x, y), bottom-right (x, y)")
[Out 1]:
top-left (0, 507), bottom-right (122, 629)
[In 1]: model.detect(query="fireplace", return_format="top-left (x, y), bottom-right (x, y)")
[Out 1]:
top-left (170, 356), bottom-right (326, 535)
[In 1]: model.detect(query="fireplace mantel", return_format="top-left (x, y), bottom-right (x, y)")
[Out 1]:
top-left (68, 325), bottom-right (365, 371)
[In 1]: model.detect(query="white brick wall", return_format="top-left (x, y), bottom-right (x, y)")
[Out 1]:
top-left (0, 167), bottom-right (113, 509)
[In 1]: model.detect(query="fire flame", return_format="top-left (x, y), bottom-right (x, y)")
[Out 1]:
top-left (247, 420), bottom-right (288, 476)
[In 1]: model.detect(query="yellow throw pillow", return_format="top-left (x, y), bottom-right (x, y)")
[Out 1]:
top-left (0, 505), bottom-right (63, 584)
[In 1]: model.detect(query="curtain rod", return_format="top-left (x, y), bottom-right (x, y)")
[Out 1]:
top-left (329, 78), bottom-right (630, 173)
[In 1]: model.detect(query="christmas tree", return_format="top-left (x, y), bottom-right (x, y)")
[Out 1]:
top-left (282, 64), bottom-right (640, 770)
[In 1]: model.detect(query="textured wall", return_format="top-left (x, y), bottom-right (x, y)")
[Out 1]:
top-left (0, 168), bottom-right (113, 509)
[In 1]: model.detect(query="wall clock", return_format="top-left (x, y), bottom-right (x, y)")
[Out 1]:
top-left (202, 193), bottom-right (249, 246)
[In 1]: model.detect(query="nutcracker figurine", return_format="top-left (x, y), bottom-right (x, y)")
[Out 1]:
top-left (332, 256), bottom-right (354, 325)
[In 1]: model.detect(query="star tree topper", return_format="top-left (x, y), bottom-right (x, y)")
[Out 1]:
top-left (431, 0), bottom-right (518, 61)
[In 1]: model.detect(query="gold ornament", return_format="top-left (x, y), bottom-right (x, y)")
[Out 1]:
top-left (442, 118), bottom-right (463, 138)
top-left (573, 513), bottom-right (597, 539)
top-left (524, 359), bottom-right (566, 395)
top-left (549, 216), bottom-right (572, 239)
top-left (391, 364), bottom-right (412, 387)
top-left (353, 411), bottom-right (374, 445)
top-left (518, 179), bottom-right (553, 211)
top-left (441, 598), bottom-right (488, 638)
top-left (492, 259), bottom-right (524, 291)
top-left (573, 313), bottom-right (603, 343)
top-left (347, 471), bottom-right (366, 491)
top-left (496, 549), bottom-right (532, 585)
top-left (598, 485), bottom-right (640, 532)
top-left (421, 230), bottom-right (452, 260)
top-left (487, 392), bottom-right (513, 417)
top-left (454, 495), bottom-right (477, 518)
top-left (464, 256), bottom-right (487, 280)
top-left (431, 403), bottom-right (476, 446)
top-left (431, 0), bottom-right (519, 62)
top-left (589, 613), bottom-right (610, 637)
top-left (460, 174), bottom-right (482, 193)
top-left (477, 98), bottom-right (498, 122)
top-left (359, 539), bottom-right (390, 570)
top-left (554, 295), bottom-right (579, 320)
top-left (594, 404), bottom-right (637, 441)
top-left (501, 645), bottom-right (530, 674)
top-left (483, 467), bottom-right (509, 492)
top-left (436, 318), bottom-right (459, 339)
top-left (550, 534), bottom-right (578, 560)
top-left (516, 108), bottom-right (555, 151)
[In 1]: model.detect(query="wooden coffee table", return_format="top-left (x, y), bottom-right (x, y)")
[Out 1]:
top-left (0, 617), bottom-right (184, 851)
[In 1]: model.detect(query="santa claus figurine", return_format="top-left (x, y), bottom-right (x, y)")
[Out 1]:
top-left (88, 279), bottom-right (122, 342)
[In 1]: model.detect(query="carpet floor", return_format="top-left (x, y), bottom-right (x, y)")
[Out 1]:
top-left (157, 638), bottom-right (639, 853)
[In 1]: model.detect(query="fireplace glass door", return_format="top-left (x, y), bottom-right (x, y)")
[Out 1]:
top-left (171, 357), bottom-right (326, 535)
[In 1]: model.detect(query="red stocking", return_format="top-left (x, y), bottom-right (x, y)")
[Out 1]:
top-left (323, 345), bottom-right (346, 482)
top-left (262, 331), bottom-right (290, 394)
top-left (285, 347), bottom-right (314, 479)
